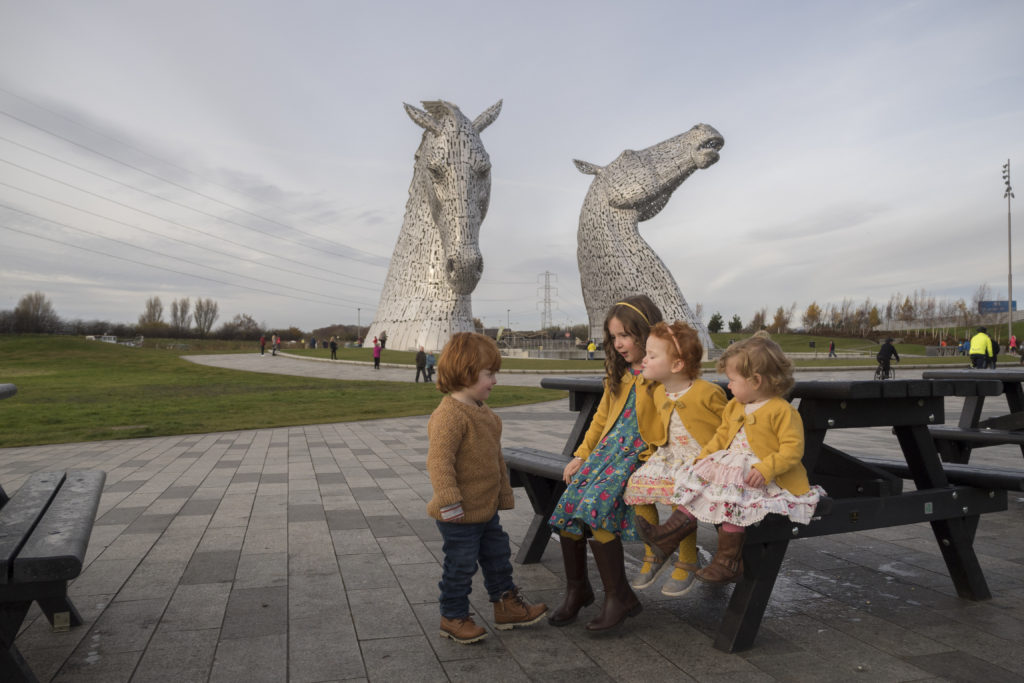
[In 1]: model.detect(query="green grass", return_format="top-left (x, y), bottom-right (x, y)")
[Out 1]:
top-left (0, 335), bottom-right (565, 448)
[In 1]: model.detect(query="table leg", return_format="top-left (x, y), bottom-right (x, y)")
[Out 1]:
top-left (1003, 383), bottom-right (1024, 459)
top-left (0, 601), bottom-right (36, 683)
top-left (713, 538), bottom-right (789, 652)
top-left (514, 473), bottom-right (565, 564)
top-left (895, 425), bottom-right (991, 600)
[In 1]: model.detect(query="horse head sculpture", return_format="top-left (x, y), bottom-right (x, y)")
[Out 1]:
top-left (366, 99), bottom-right (501, 351)
top-left (404, 100), bottom-right (501, 295)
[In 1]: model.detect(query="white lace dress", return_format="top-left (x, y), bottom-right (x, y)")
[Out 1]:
top-left (623, 388), bottom-right (702, 505)
top-left (669, 401), bottom-right (824, 526)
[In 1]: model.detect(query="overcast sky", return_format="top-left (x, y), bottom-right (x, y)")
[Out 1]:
top-left (1, 0), bottom-right (1022, 334)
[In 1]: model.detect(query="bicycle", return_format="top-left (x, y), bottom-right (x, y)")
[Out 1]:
top-left (874, 361), bottom-right (896, 380)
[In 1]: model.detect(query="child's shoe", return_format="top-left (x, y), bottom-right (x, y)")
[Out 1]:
top-left (660, 559), bottom-right (700, 596)
top-left (493, 587), bottom-right (547, 630)
top-left (630, 552), bottom-right (670, 590)
top-left (440, 615), bottom-right (487, 644)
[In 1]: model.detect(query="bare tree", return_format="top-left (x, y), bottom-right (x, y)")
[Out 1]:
top-left (802, 302), bottom-right (822, 333)
top-left (747, 307), bottom-right (767, 333)
top-left (193, 298), bottom-right (219, 338)
top-left (170, 298), bottom-right (191, 337)
top-left (14, 291), bottom-right (60, 333)
top-left (138, 297), bottom-right (164, 326)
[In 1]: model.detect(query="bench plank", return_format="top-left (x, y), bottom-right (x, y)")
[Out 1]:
top-left (0, 472), bottom-right (65, 584)
top-left (13, 470), bottom-right (105, 584)
top-left (929, 424), bottom-right (1024, 446)
top-left (856, 455), bottom-right (1024, 491)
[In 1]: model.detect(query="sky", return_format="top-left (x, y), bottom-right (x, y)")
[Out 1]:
top-left (1, 0), bottom-right (1022, 334)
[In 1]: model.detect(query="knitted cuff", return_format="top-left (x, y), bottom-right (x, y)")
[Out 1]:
top-left (440, 502), bottom-right (464, 521)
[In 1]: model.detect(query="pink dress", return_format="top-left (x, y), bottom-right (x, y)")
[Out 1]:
top-left (623, 388), bottom-right (701, 505)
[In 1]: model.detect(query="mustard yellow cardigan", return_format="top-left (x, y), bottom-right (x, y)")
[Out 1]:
top-left (574, 372), bottom-right (662, 461)
top-left (648, 379), bottom-right (728, 449)
top-left (698, 396), bottom-right (811, 496)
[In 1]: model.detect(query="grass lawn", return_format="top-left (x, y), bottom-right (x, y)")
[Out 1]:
top-left (0, 335), bottom-right (565, 448)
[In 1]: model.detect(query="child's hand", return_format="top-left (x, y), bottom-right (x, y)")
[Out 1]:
top-left (744, 467), bottom-right (766, 488)
top-left (563, 457), bottom-right (583, 483)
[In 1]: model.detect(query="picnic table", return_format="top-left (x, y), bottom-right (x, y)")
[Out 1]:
top-left (922, 368), bottom-right (1024, 463)
top-left (505, 375), bottom-right (1014, 652)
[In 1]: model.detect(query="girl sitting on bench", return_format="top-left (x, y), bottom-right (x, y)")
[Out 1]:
top-left (622, 321), bottom-right (727, 596)
top-left (637, 336), bottom-right (825, 584)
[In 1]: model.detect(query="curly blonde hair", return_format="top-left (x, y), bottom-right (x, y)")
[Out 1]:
top-left (717, 336), bottom-right (794, 398)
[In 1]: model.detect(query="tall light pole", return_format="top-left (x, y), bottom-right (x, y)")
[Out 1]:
top-left (507, 309), bottom-right (511, 330)
top-left (357, 308), bottom-right (361, 341)
top-left (1005, 160), bottom-right (1015, 345)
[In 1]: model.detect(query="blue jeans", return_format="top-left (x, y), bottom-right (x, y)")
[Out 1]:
top-left (435, 513), bottom-right (515, 619)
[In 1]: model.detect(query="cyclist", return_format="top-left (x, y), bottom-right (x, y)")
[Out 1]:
top-left (876, 338), bottom-right (899, 379)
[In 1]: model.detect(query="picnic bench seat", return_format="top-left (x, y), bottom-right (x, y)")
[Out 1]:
top-left (922, 369), bottom-right (1024, 463)
top-left (0, 469), bottom-right (106, 683)
top-left (504, 447), bottom-right (567, 564)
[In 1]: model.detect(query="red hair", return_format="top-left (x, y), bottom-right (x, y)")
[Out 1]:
top-left (649, 321), bottom-right (703, 379)
top-left (436, 332), bottom-right (501, 393)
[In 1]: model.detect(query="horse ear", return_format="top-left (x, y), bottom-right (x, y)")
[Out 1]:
top-left (472, 99), bottom-right (502, 133)
top-left (404, 103), bottom-right (439, 133)
top-left (573, 159), bottom-right (602, 175)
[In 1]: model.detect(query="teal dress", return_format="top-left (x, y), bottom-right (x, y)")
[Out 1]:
top-left (549, 383), bottom-right (646, 541)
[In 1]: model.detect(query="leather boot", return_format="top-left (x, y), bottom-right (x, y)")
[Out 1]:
top-left (494, 587), bottom-right (547, 630)
top-left (549, 535), bottom-right (595, 626)
top-left (696, 529), bottom-right (745, 584)
top-left (635, 508), bottom-right (698, 562)
top-left (586, 537), bottom-right (642, 631)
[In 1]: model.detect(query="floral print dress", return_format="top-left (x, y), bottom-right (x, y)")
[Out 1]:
top-left (549, 385), bottom-right (646, 541)
top-left (623, 388), bottom-right (701, 505)
top-left (670, 403), bottom-right (823, 526)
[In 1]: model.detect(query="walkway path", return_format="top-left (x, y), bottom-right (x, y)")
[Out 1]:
top-left (2, 361), bottom-right (1023, 681)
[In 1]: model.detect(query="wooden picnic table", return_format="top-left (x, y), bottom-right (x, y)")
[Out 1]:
top-left (921, 368), bottom-right (1024, 463)
top-left (520, 375), bottom-right (1011, 652)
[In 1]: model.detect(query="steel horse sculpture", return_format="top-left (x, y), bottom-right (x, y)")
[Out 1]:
top-left (575, 123), bottom-right (724, 354)
top-left (366, 99), bottom-right (501, 352)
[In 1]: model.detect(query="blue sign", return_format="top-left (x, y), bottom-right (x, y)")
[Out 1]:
top-left (978, 300), bottom-right (1018, 314)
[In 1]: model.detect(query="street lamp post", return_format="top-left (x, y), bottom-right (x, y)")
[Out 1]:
top-left (1005, 160), bottom-right (1015, 347)
top-left (357, 308), bottom-right (361, 342)
top-left (507, 309), bottom-right (510, 330)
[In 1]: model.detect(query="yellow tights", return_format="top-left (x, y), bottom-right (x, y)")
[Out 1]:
top-left (559, 528), bottom-right (616, 544)
top-left (633, 504), bottom-right (698, 580)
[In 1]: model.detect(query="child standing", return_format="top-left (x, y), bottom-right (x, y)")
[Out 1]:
top-left (372, 339), bottom-right (381, 370)
top-left (548, 295), bottom-right (663, 631)
top-left (427, 332), bottom-right (547, 643)
top-left (637, 336), bottom-right (824, 584)
top-left (622, 321), bottom-right (727, 596)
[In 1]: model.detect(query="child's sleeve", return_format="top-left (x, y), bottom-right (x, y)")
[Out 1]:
top-left (495, 416), bottom-right (515, 510)
top-left (572, 380), bottom-right (615, 460)
top-left (427, 413), bottom-right (464, 511)
top-left (751, 405), bottom-right (804, 483)
top-left (697, 408), bottom-right (733, 459)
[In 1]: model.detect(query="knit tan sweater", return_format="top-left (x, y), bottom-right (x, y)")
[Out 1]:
top-left (426, 396), bottom-right (515, 523)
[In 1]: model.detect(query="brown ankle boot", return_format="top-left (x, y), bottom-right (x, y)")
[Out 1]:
top-left (635, 509), bottom-right (698, 562)
top-left (549, 535), bottom-right (595, 626)
top-left (696, 529), bottom-right (745, 584)
top-left (494, 587), bottom-right (547, 630)
top-left (439, 615), bottom-right (487, 644)
top-left (586, 537), bottom-right (642, 631)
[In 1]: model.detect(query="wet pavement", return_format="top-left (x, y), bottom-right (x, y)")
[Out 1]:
top-left (2, 356), bottom-right (1023, 681)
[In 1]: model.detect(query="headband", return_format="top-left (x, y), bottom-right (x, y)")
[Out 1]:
top-left (613, 301), bottom-right (650, 325)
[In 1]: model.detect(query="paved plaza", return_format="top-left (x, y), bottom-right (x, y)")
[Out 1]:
top-left (2, 357), bottom-right (1024, 681)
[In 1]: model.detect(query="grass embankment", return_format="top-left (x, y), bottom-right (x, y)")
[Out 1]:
top-left (0, 336), bottom-right (564, 448)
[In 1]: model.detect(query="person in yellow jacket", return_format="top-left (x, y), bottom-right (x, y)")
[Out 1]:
top-left (548, 295), bottom-right (662, 632)
top-left (622, 321), bottom-right (726, 597)
top-left (969, 326), bottom-right (993, 369)
top-left (637, 336), bottom-right (825, 585)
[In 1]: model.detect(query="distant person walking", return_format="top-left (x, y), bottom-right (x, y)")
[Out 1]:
top-left (373, 340), bottom-right (381, 370)
top-left (259, 335), bottom-right (266, 355)
top-left (415, 346), bottom-right (428, 382)
top-left (426, 351), bottom-right (436, 382)
top-left (330, 336), bottom-right (338, 360)
top-left (991, 338), bottom-right (1001, 369)
top-left (969, 327), bottom-right (993, 369)
top-left (1010, 334), bottom-right (1017, 354)
top-left (272, 334), bottom-right (280, 356)
top-left (380, 331), bottom-right (388, 350)
top-left (828, 340), bottom-right (836, 358)
top-left (587, 340), bottom-right (596, 360)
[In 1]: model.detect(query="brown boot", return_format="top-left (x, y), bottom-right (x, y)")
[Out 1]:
top-left (494, 587), bottom-right (547, 630)
top-left (696, 529), bottom-right (745, 584)
top-left (635, 509), bottom-right (698, 562)
top-left (440, 615), bottom-right (487, 644)
top-left (586, 537), bottom-right (642, 631)
top-left (549, 534), bottom-right (595, 626)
